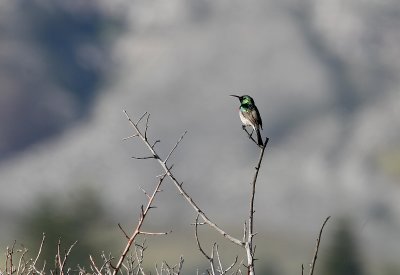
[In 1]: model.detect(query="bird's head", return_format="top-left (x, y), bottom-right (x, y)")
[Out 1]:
top-left (230, 94), bottom-right (254, 105)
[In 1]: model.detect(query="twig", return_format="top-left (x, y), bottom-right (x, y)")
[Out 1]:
top-left (134, 241), bottom-right (147, 275)
top-left (123, 134), bottom-right (139, 140)
top-left (89, 255), bottom-right (102, 275)
top-left (177, 256), bottom-right (184, 274)
top-left (118, 223), bottom-right (130, 239)
top-left (215, 244), bottom-right (224, 273)
top-left (242, 127), bottom-right (258, 146)
top-left (123, 110), bottom-right (270, 275)
top-left (245, 137), bottom-right (269, 275)
top-left (6, 240), bottom-right (17, 274)
top-left (232, 258), bottom-right (245, 275)
top-left (132, 156), bottom-right (156, 160)
top-left (221, 255), bottom-right (238, 274)
top-left (99, 252), bottom-right (114, 274)
top-left (33, 233), bottom-right (45, 267)
top-left (112, 173), bottom-right (167, 275)
top-left (57, 240), bottom-right (62, 274)
top-left (144, 113), bottom-right (150, 140)
top-left (17, 247), bottom-right (29, 275)
top-left (139, 230), bottom-right (172, 236)
top-left (309, 216), bottom-right (331, 275)
top-left (151, 140), bottom-right (161, 149)
top-left (63, 241), bottom-right (78, 270)
top-left (139, 186), bottom-right (151, 199)
top-left (57, 240), bottom-right (78, 275)
top-left (123, 110), bottom-right (244, 247)
top-left (164, 131), bottom-right (187, 164)
top-left (209, 244), bottom-right (216, 275)
top-left (194, 215), bottom-right (212, 262)
top-left (137, 112), bottom-right (148, 125)
top-left (27, 233), bottom-right (46, 275)
top-left (242, 222), bottom-right (247, 244)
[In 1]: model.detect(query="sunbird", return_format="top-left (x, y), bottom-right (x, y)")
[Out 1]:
top-left (230, 95), bottom-right (263, 146)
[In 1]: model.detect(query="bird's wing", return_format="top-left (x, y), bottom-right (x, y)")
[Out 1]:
top-left (242, 109), bottom-right (262, 130)
top-left (254, 106), bottom-right (262, 129)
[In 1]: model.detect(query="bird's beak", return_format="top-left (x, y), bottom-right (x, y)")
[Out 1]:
top-left (230, 95), bottom-right (240, 98)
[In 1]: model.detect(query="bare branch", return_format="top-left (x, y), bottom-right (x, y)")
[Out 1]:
top-left (118, 223), bottom-right (130, 240)
top-left (112, 172), bottom-right (167, 275)
top-left (122, 110), bottom-right (272, 275)
top-left (309, 216), bottom-right (331, 275)
top-left (144, 113), bottom-right (150, 140)
top-left (139, 230), bottom-right (172, 236)
top-left (57, 239), bottom-right (62, 274)
top-left (151, 140), bottom-right (161, 149)
top-left (57, 240), bottom-right (77, 274)
top-left (194, 214), bottom-right (212, 261)
top-left (136, 112), bottom-right (148, 126)
top-left (123, 134), bottom-right (139, 141)
top-left (131, 156), bottom-right (156, 160)
top-left (213, 244), bottom-right (238, 275)
top-left (241, 127), bottom-right (259, 146)
top-left (139, 186), bottom-right (151, 199)
top-left (223, 256), bottom-right (238, 274)
top-left (156, 164), bottom-right (174, 178)
top-left (242, 222), bottom-right (247, 244)
top-left (28, 233), bottom-right (46, 275)
top-left (245, 137), bottom-right (269, 275)
top-left (164, 131), bottom-right (187, 164)
top-left (215, 244), bottom-right (224, 273)
top-left (6, 240), bottom-right (17, 274)
top-left (89, 255), bottom-right (102, 275)
top-left (177, 256), bottom-right (184, 274)
top-left (232, 259), bottom-right (245, 275)
top-left (123, 110), bottom-right (244, 247)
top-left (17, 247), bottom-right (29, 275)
top-left (99, 252), bottom-right (114, 274)
top-left (209, 244), bottom-right (216, 275)
top-left (134, 241), bottom-right (147, 275)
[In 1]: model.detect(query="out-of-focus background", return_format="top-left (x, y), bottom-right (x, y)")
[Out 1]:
top-left (1, 0), bottom-right (400, 274)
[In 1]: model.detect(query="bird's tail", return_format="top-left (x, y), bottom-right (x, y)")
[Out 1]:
top-left (256, 128), bottom-right (263, 146)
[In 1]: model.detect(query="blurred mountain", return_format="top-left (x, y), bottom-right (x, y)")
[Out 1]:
top-left (0, 0), bottom-right (400, 273)
top-left (0, 0), bottom-right (122, 159)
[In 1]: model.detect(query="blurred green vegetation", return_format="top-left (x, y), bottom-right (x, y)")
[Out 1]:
top-left (18, 186), bottom-right (115, 271)
top-left (383, 264), bottom-right (400, 275)
top-left (377, 147), bottom-right (400, 181)
top-left (13, 185), bottom-right (286, 274)
top-left (321, 218), bottom-right (365, 275)
top-left (8, 189), bottom-right (398, 274)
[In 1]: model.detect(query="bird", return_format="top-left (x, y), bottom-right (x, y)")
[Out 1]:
top-left (230, 95), bottom-right (263, 146)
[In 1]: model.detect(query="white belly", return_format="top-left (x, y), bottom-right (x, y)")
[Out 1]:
top-left (239, 110), bottom-right (255, 129)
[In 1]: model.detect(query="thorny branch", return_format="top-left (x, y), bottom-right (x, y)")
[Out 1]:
top-left (155, 256), bottom-right (184, 275)
top-left (245, 137), bottom-right (269, 275)
top-left (123, 110), bottom-right (244, 247)
top-left (194, 216), bottom-right (240, 275)
top-left (123, 110), bottom-right (270, 275)
top-left (57, 239), bottom-right (78, 275)
top-left (242, 127), bottom-right (259, 147)
top-left (308, 216), bottom-right (331, 275)
top-left (194, 214), bottom-right (216, 274)
top-left (30, 233), bottom-right (46, 274)
top-left (0, 108), bottom-right (333, 275)
top-left (112, 172), bottom-right (168, 275)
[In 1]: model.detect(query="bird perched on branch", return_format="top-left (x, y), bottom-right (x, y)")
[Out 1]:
top-left (230, 95), bottom-right (263, 146)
